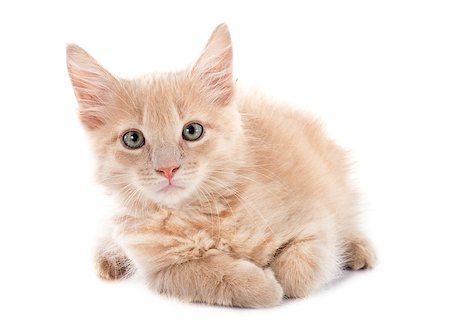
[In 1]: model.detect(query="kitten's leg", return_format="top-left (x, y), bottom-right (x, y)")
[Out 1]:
top-left (95, 238), bottom-right (136, 280)
top-left (343, 232), bottom-right (376, 270)
top-left (151, 253), bottom-right (283, 308)
top-left (270, 233), bottom-right (338, 298)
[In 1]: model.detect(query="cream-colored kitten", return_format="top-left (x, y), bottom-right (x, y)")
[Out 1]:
top-left (67, 24), bottom-right (375, 307)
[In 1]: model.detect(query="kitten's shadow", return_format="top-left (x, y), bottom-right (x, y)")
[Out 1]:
top-left (126, 267), bottom-right (369, 309)
top-left (283, 269), bottom-right (363, 304)
top-left (321, 270), bottom-right (355, 292)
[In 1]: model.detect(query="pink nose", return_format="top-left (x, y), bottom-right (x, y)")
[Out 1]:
top-left (156, 166), bottom-right (179, 180)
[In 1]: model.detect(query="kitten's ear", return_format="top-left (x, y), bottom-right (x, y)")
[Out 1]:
top-left (191, 23), bottom-right (234, 106)
top-left (66, 44), bottom-right (116, 129)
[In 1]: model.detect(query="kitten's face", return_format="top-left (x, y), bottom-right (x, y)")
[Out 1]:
top-left (94, 75), bottom-right (241, 207)
top-left (67, 24), bottom-right (240, 208)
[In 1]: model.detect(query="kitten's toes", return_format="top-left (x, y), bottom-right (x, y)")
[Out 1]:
top-left (344, 237), bottom-right (377, 270)
top-left (232, 266), bottom-right (283, 308)
top-left (96, 254), bottom-right (135, 280)
top-left (262, 268), bottom-right (284, 304)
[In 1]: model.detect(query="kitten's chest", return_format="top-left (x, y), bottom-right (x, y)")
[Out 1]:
top-left (117, 197), bottom-right (285, 269)
top-left (160, 205), bottom-right (282, 267)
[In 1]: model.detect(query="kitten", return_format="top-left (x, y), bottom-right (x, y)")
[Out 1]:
top-left (67, 23), bottom-right (376, 308)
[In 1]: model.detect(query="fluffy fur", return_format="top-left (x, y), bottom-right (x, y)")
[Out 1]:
top-left (67, 24), bottom-right (375, 308)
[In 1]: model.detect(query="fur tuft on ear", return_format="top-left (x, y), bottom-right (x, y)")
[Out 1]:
top-left (191, 23), bottom-right (234, 106)
top-left (66, 44), bottom-right (116, 129)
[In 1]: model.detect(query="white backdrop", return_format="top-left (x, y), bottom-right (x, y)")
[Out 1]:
top-left (1, 1), bottom-right (449, 326)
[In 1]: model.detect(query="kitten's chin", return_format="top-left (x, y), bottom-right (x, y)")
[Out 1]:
top-left (145, 182), bottom-right (197, 209)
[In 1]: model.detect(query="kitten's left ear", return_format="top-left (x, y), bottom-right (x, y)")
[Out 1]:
top-left (66, 44), bottom-right (118, 130)
top-left (191, 23), bottom-right (234, 106)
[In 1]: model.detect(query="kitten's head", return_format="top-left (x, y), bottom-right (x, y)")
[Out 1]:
top-left (67, 24), bottom-right (243, 208)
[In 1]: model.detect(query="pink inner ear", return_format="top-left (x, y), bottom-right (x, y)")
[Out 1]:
top-left (206, 71), bottom-right (233, 105)
top-left (198, 54), bottom-right (234, 106)
top-left (192, 24), bottom-right (234, 106)
top-left (69, 71), bottom-right (109, 108)
top-left (79, 109), bottom-right (106, 130)
top-left (75, 88), bottom-right (107, 108)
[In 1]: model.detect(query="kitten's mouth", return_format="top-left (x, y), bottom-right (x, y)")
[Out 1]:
top-left (157, 182), bottom-right (185, 193)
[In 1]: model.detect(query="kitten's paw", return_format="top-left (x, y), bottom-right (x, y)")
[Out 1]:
top-left (96, 254), bottom-right (135, 280)
top-left (345, 238), bottom-right (377, 270)
top-left (153, 256), bottom-right (283, 308)
top-left (231, 264), bottom-right (283, 308)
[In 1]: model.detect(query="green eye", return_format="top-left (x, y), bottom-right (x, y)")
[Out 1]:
top-left (182, 122), bottom-right (204, 141)
top-left (122, 130), bottom-right (145, 149)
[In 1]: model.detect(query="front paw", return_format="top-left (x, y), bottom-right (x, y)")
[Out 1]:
top-left (96, 254), bottom-right (134, 280)
top-left (228, 262), bottom-right (284, 308)
top-left (154, 257), bottom-right (283, 308)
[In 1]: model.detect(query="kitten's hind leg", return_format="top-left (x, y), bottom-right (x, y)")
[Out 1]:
top-left (343, 233), bottom-right (377, 270)
top-left (95, 238), bottom-right (136, 280)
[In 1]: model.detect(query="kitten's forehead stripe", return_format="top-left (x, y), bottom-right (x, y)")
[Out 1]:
top-left (138, 76), bottom-right (181, 133)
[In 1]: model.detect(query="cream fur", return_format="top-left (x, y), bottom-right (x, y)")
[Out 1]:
top-left (67, 23), bottom-right (376, 308)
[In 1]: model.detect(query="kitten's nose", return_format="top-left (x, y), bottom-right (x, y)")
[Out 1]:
top-left (156, 166), bottom-right (180, 180)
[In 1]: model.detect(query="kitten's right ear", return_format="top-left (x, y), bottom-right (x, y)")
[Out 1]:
top-left (66, 44), bottom-right (116, 129)
top-left (191, 23), bottom-right (234, 106)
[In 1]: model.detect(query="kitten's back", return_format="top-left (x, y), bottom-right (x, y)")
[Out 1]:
top-left (239, 93), bottom-right (355, 228)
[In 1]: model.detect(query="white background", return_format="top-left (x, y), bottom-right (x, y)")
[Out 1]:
top-left (1, 1), bottom-right (449, 326)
